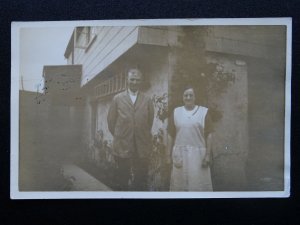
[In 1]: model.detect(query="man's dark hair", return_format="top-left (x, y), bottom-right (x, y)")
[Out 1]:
top-left (126, 68), bottom-right (143, 77)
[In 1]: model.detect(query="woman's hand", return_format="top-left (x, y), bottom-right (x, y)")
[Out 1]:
top-left (166, 153), bottom-right (172, 165)
top-left (167, 134), bottom-right (174, 165)
top-left (203, 133), bottom-right (213, 168)
top-left (202, 154), bottom-right (210, 168)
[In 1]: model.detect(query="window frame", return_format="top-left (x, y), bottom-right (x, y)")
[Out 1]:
top-left (84, 27), bottom-right (97, 53)
top-left (94, 72), bottom-right (127, 99)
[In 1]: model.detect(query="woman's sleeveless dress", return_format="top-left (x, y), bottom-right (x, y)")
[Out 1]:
top-left (170, 106), bottom-right (213, 191)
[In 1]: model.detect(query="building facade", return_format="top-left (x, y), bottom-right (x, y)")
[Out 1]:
top-left (43, 25), bottom-right (286, 191)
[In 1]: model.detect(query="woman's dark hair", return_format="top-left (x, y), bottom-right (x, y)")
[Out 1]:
top-left (182, 84), bottom-right (196, 94)
top-left (181, 84), bottom-right (206, 106)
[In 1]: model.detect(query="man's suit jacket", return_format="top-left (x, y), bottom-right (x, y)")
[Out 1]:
top-left (107, 90), bottom-right (154, 158)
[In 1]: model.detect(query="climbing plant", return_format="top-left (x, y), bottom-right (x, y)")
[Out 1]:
top-left (152, 93), bottom-right (168, 122)
top-left (169, 26), bottom-right (236, 123)
top-left (169, 26), bottom-right (212, 112)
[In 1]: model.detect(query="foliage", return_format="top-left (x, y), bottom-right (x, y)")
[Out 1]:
top-left (169, 27), bottom-right (212, 112)
top-left (169, 27), bottom-right (235, 122)
top-left (207, 64), bottom-right (236, 98)
top-left (152, 93), bottom-right (168, 122)
top-left (149, 128), bottom-right (168, 191)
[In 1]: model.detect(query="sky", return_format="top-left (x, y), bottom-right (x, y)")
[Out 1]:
top-left (19, 27), bottom-right (74, 92)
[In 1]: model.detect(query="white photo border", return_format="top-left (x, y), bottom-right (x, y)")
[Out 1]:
top-left (11, 18), bottom-right (292, 199)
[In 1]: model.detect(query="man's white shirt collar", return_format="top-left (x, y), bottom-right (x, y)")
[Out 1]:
top-left (128, 89), bottom-right (138, 104)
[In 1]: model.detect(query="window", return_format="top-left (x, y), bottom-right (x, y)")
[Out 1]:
top-left (85, 27), bottom-right (97, 52)
top-left (86, 27), bottom-right (97, 46)
top-left (94, 72), bottom-right (127, 98)
top-left (74, 26), bottom-right (97, 52)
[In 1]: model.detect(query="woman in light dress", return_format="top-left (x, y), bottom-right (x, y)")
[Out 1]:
top-left (168, 86), bottom-right (213, 191)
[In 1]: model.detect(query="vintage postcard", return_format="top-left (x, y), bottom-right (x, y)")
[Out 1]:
top-left (11, 18), bottom-right (291, 199)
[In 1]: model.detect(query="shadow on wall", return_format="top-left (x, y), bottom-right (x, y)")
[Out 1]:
top-left (246, 58), bottom-right (285, 191)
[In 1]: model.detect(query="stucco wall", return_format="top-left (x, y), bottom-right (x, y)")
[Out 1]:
top-left (206, 53), bottom-right (248, 191)
top-left (81, 95), bottom-right (94, 148)
top-left (246, 58), bottom-right (285, 191)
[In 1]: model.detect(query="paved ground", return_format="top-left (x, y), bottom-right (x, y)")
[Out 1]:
top-left (61, 164), bottom-right (111, 191)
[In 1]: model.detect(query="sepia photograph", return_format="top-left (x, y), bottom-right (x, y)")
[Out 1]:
top-left (11, 18), bottom-right (291, 198)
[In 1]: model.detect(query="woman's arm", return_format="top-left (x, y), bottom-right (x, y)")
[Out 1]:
top-left (166, 133), bottom-right (174, 164)
top-left (202, 133), bottom-right (212, 168)
top-left (203, 110), bottom-right (213, 167)
top-left (167, 112), bottom-right (176, 164)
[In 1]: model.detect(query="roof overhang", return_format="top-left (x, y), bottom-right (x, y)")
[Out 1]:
top-left (81, 26), bottom-right (181, 87)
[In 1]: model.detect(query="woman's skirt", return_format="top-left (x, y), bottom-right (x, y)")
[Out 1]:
top-left (170, 145), bottom-right (213, 191)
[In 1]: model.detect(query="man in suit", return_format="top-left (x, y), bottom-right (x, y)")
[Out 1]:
top-left (107, 68), bottom-right (154, 191)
